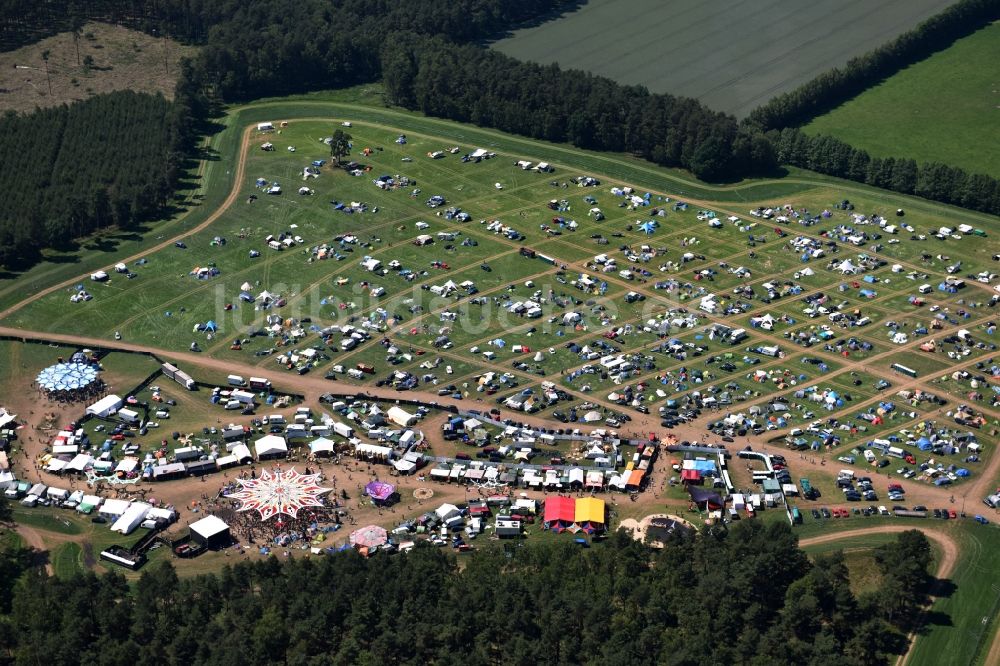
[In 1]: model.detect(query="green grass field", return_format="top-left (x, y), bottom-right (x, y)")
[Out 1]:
top-left (492, 0), bottom-right (957, 117)
top-left (909, 523), bottom-right (1000, 666)
top-left (50, 541), bottom-right (84, 578)
top-left (805, 21), bottom-right (1000, 178)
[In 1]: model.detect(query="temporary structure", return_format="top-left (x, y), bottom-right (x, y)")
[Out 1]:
top-left (350, 524), bottom-right (388, 549)
top-left (364, 481), bottom-right (396, 505)
top-left (189, 515), bottom-right (232, 549)
top-left (227, 467), bottom-right (332, 520)
top-left (254, 435), bottom-right (288, 460)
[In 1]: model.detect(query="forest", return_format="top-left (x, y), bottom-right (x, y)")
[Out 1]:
top-left (0, 519), bottom-right (934, 666)
top-left (0, 91), bottom-right (188, 268)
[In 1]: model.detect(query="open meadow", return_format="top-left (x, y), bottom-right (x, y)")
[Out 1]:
top-left (492, 0), bottom-right (959, 117)
top-left (805, 20), bottom-right (1000, 179)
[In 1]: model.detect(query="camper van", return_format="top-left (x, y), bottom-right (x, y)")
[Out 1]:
top-left (863, 449), bottom-right (876, 464)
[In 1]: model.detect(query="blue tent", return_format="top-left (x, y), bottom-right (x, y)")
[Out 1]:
top-left (639, 221), bottom-right (658, 235)
top-left (205, 320), bottom-right (218, 332)
top-left (956, 468), bottom-right (970, 477)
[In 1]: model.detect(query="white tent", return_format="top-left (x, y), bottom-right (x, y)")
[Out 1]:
top-left (254, 435), bottom-right (288, 459)
top-left (583, 411), bottom-right (602, 423)
top-left (190, 515), bottom-right (231, 547)
top-left (837, 260), bottom-right (859, 275)
top-left (111, 502), bottom-right (151, 535)
top-left (387, 406), bottom-right (417, 427)
top-left (65, 453), bottom-right (94, 473)
top-left (86, 394), bottom-right (122, 418)
top-left (99, 498), bottom-right (130, 519)
top-left (309, 438), bottom-right (335, 455)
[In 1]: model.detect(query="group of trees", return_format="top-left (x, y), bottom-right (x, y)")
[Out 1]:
top-left (380, 37), bottom-right (774, 181)
top-left (771, 128), bottom-right (1000, 215)
top-left (0, 521), bottom-right (934, 665)
top-left (0, 91), bottom-right (188, 268)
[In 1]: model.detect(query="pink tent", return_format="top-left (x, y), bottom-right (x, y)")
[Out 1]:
top-left (350, 525), bottom-right (388, 549)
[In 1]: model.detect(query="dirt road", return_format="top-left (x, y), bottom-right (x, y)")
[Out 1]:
top-left (14, 525), bottom-right (55, 576)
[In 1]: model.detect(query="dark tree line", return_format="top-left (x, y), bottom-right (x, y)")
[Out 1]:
top-left (380, 37), bottom-right (774, 182)
top-left (771, 128), bottom-right (1000, 215)
top-left (746, 0), bottom-right (1000, 131)
top-left (0, 522), bottom-right (935, 666)
top-left (0, 91), bottom-right (188, 268)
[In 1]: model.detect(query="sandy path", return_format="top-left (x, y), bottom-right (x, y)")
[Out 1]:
top-left (983, 616), bottom-right (1000, 666)
top-left (14, 525), bottom-right (55, 576)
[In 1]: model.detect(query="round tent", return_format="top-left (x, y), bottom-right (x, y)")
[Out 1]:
top-left (36, 362), bottom-right (99, 393)
top-left (350, 525), bottom-right (388, 549)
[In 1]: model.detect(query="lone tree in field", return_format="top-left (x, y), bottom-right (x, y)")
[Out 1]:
top-left (330, 129), bottom-right (352, 167)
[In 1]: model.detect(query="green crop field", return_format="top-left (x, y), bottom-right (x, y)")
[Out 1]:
top-left (492, 0), bottom-right (958, 117)
top-left (806, 21), bottom-right (1000, 178)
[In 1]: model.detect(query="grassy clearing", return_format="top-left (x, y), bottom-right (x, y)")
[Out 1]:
top-left (908, 523), bottom-right (1000, 666)
top-left (51, 541), bottom-right (84, 578)
top-left (805, 21), bottom-right (1000, 178)
top-left (11, 506), bottom-right (82, 535)
top-left (0, 21), bottom-right (197, 115)
top-left (491, 0), bottom-right (956, 117)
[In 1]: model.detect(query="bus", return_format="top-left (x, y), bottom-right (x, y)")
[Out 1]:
top-left (891, 363), bottom-right (917, 378)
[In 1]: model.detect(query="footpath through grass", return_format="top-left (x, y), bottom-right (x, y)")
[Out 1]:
top-left (805, 21), bottom-right (1000, 179)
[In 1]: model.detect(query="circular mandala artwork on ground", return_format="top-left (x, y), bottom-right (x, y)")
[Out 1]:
top-left (227, 468), bottom-right (333, 521)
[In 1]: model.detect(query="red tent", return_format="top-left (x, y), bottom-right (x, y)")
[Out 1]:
top-left (680, 469), bottom-right (702, 484)
top-left (543, 496), bottom-right (576, 533)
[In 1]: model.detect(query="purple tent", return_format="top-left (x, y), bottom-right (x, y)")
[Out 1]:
top-left (365, 481), bottom-right (396, 504)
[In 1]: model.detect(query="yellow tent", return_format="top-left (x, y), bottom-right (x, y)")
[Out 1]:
top-left (574, 497), bottom-right (605, 526)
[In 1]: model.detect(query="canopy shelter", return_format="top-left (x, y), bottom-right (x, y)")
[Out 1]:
top-left (364, 481), bottom-right (397, 505)
top-left (309, 437), bottom-right (335, 456)
top-left (350, 524), bottom-right (388, 549)
top-left (688, 486), bottom-right (724, 510)
top-left (227, 467), bottom-right (332, 521)
top-left (574, 497), bottom-right (605, 534)
top-left (544, 496), bottom-right (576, 533)
top-left (37, 362), bottom-right (99, 393)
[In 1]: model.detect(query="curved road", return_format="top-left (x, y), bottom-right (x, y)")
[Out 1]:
top-left (800, 525), bottom-right (960, 666)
